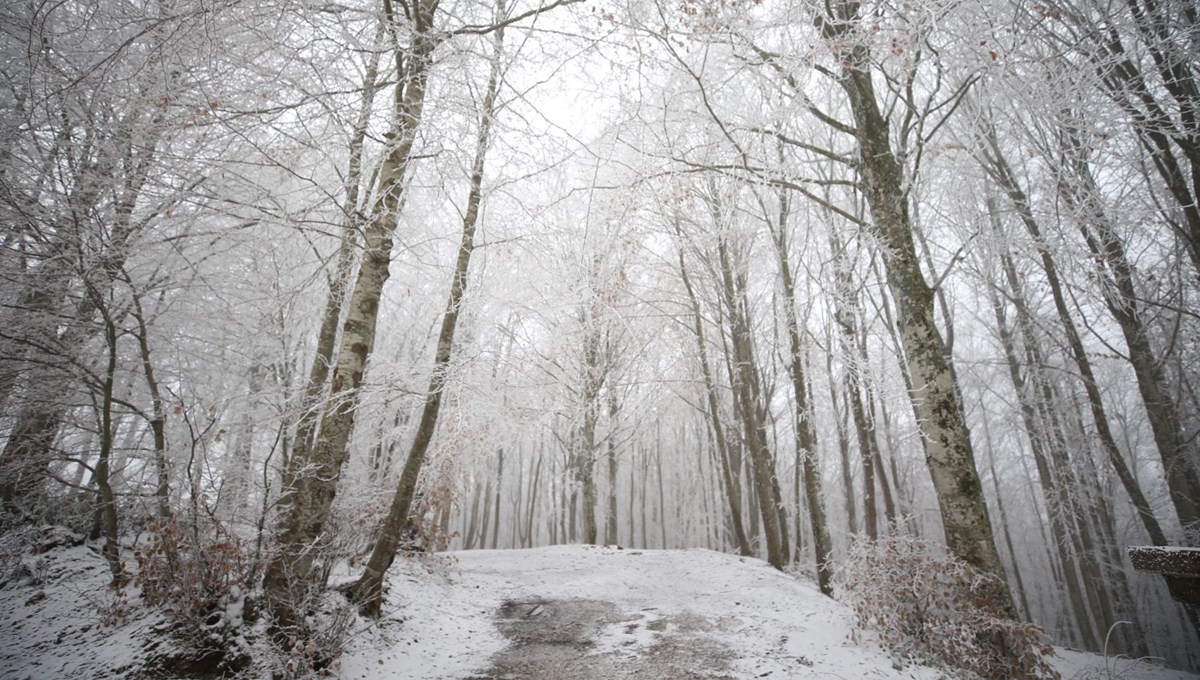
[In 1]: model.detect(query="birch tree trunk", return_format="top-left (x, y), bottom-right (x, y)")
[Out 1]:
top-left (285, 23), bottom-right (384, 483)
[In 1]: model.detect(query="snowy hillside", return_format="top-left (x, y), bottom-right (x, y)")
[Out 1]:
top-left (2, 541), bottom-right (1197, 679)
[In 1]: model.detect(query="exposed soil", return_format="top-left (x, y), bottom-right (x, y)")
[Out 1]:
top-left (467, 597), bottom-right (734, 679)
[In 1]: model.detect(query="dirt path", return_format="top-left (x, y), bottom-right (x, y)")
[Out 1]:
top-left (467, 597), bottom-right (734, 679)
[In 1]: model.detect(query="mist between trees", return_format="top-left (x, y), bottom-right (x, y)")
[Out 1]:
top-left (1, 0), bottom-right (1198, 671)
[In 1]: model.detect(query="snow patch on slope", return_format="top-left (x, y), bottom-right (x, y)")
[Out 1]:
top-left (0, 541), bottom-right (165, 680)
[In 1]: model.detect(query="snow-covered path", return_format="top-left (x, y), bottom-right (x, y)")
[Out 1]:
top-left (3, 541), bottom-right (1196, 678)
top-left (341, 545), bottom-right (905, 679)
top-left (337, 545), bottom-right (1199, 679)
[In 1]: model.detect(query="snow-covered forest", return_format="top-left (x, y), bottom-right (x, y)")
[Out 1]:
top-left (2, 0), bottom-right (1199, 675)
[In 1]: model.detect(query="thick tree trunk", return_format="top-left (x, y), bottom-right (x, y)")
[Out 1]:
top-left (825, 31), bottom-right (1011, 609)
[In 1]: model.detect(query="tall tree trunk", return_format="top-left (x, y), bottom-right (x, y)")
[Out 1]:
top-left (525, 450), bottom-right (540, 548)
top-left (1057, 124), bottom-right (1200, 539)
top-left (605, 393), bottom-right (620, 546)
top-left (655, 421), bottom-right (669, 548)
top-left (129, 289), bottom-right (171, 519)
top-left (828, 353), bottom-right (859, 536)
top-left (986, 254), bottom-right (1101, 649)
top-left (491, 448), bottom-right (503, 549)
top-left (715, 230), bottom-right (785, 569)
top-left (263, 0), bottom-right (440, 632)
top-left (818, 13), bottom-right (1011, 609)
top-left (350, 14), bottom-right (503, 615)
top-left (979, 406), bottom-right (1032, 621)
top-left (858, 339), bottom-right (898, 528)
top-left (672, 219), bottom-right (754, 556)
top-left (464, 478), bottom-right (483, 550)
top-left (980, 141), bottom-right (1169, 546)
top-left (285, 22), bottom-right (383, 483)
top-left (574, 313), bottom-right (602, 545)
top-left (95, 303), bottom-right (125, 586)
top-left (836, 301), bottom-right (877, 541)
top-left (764, 190), bottom-right (833, 592)
top-left (0, 6), bottom-right (180, 516)
top-left (477, 474), bottom-right (492, 550)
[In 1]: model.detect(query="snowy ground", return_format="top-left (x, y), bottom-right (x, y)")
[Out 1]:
top-left (336, 545), bottom-right (1200, 680)
top-left (2, 538), bottom-right (1198, 679)
top-left (0, 531), bottom-right (167, 679)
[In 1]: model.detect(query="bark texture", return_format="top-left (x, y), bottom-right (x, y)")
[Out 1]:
top-left (263, 0), bottom-right (440, 631)
top-left (815, 16), bottom-right (1012, 610)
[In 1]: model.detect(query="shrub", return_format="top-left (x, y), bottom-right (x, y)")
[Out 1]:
top-left (134, 517), bottom-right (260, 675)
top-left (837, 535), bottom-right (1059, 680)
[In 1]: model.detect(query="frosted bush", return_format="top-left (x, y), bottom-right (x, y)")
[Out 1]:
top-left (134, 517), bottom-right (259, 675)
top-left (837, 535), bottom-right (1059, 679)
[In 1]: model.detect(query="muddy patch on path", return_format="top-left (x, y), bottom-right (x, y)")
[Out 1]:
top-left (468, 598), bottom-right (733, 679)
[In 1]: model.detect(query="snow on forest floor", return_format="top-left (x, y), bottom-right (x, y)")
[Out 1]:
top-left (1, 537), bottom-right (1197, 679)
top-left (0, 530), bottom-right (168, 679)
top-left (337, 544), bottom-right (1200, 680)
